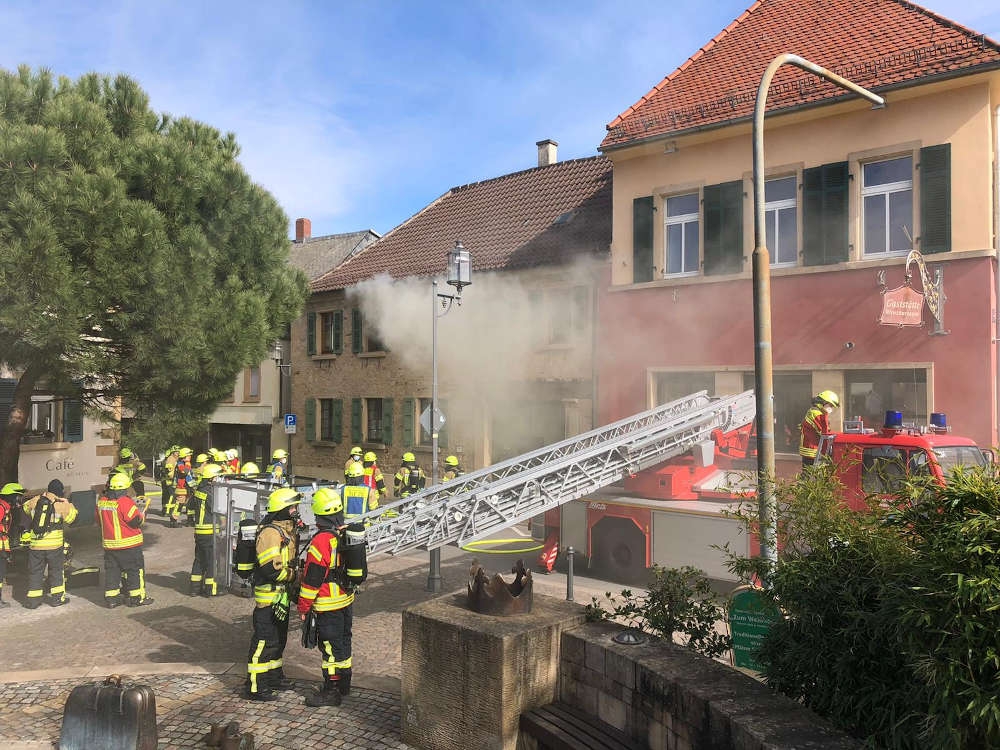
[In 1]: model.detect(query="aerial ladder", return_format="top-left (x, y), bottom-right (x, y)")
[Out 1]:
top-left (358, 390), bottom-right (756, 558)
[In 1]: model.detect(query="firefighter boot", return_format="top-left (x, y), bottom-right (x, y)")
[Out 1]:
top-left (189, 580), bottom-right (203, 597)
top-left (48, 594), bottom-right (68, 607)
top-left (106, 593), bottom-right (123, 609)
top-left (244, 680), bottom-right (277, 702)
top-left (305, 678), bottom-right (342, 708)
top-left (267, 669), bottom-right (294, 692)
top-left (127, 595), bottom-right (155, 607)
top-left (337, 668), bottom-right (352, 697)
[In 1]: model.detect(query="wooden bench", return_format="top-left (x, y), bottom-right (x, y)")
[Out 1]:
top-left (519, 701), bottom-right (642, 750)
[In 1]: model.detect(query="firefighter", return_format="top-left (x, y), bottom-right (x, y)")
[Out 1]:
top-left (800, 390), bottom-right (839, 467)
top-left (394, 452), bottom-right (426, 498)
top-left (170, 447), bottom-right (194, 527)
top-left (97, 472), bottom-right (153, 608)
top-left (268, 449), bottom-right (289, 485)
top-left (241, 462), bottom-right (261, 478)
top-left (442, 455), bottom-right (463, 482)
top-left (344, 446), bottom-right (363, 482)
top-left (189, 463), bottom-right (224, 596)
top-left (343, 463), bottom-right (378, 522)
top-left (298, 487), bottom-right (354, 707)
top-left (362, 451), bottom-right (386, 502)
top-left (23, 480), bottom-right (78, 608)
top-left (0, 483), bottom-right (23, 608)
top-left (227, 448), bottom-right (241, 474)
top-left (246, 487), bottom-right (300, 701)
top-left (111, 447), bottom-right (147, 506)
top-left (158, 446), bottom-right (179, 518)
top-left (194, 453), bottom-right (210, 473)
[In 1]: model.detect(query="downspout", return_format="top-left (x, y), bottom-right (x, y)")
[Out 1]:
top-left (994, 105), bottom-right (1000, 446)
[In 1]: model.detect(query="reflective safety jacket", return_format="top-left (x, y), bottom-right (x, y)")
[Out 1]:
top-left (189, 480), bottom-right (214, 535)
top-left (22, 493), bottom-right (78, 550)
top-left (0, 498), bottom-right (10, 552)
top-left (363, 463), bottom-right (386, 500)
top-left (799, 405), bottom-right (830, 459)
top-left (394, 465), bottom-right (426, 497)
top-left (342, 484), bottom-right (377, 522)
top-left (114, 458), bottom-right (146, 480)
top-left (344, 457), bottom-right (363, 482)
top-left (298, 528), bottom-right (354, 613)
top-left (442, 467), bottom-right (462, 482)
top-left (97, 490), bottom-right (144, 549)
top-left (174, 458), bottom-right (192, 490)
top-left (268, 460), bottom-right (286, 485)
top-left (253, 520), bottom-right (297, 608)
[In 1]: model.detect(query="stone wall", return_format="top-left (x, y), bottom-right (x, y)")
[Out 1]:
top-left (557, 621), bottom-right (860, 750)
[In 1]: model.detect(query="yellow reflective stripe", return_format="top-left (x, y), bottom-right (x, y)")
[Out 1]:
top-left (26, 590), bottom-right (43, 598)
top-left (333, 657), bottom-right (352, 669)
top-left (308, 546), bottom-right (323, 562)
top-left (105, 588), bottom-right (121, 596)
top-left (125, 506), bottom-right (137, 520)
top-left (194, 527), bottom-right (213, 535)
top-left (102, 535), bottom-right (143, 549)
top-left (299, 585), bottom-right (318, 600)
top-left (258, 546), bottom-right (281, 562)
top-left (322, 642), bottom-right (336, 676)
top-left (50, 585), bottom-right (65, 594)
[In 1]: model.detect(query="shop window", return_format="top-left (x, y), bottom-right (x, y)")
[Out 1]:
top-left (665, 193), bottom-right (699, 276)
top-left (862, 156), bottom-right (913, 257)
top-left (654, 371), bottom-right (715, 405)
top-left (765, 177), bottom-right (797, 267)
top-left (773, 372), bottom-right (813, 455)
top-left (366, 398), bottom-right (383, 443)
top-left (845, 369), bottom-right (926, 428)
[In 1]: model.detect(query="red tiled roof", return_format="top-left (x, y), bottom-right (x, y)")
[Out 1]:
top-left (311, 156), bottom-right (611, 292)
top-left (602, 0), bottom-right (1000, 149)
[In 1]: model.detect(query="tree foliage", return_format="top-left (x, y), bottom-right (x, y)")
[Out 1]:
top-left (0, 66), bottom-right (307, 477)
top-left (725, 463), bottom-right (1000, 749)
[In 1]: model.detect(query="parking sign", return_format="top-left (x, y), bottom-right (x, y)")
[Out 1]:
top-left (284, 414), bottom-right (297, 434)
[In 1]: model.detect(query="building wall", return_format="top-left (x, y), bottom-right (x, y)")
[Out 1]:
top-left (209, 358), bottom-right (285, 466)
top-left (16, 411), bottom-right (116, 495)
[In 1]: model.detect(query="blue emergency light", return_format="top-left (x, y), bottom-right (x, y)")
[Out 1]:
top-left (884, 410), bottom-right (903, 429)
top-left (930, 412), bottom-right (947, 429)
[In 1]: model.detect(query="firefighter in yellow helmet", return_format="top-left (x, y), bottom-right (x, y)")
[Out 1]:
top-left (362, 451), bottom-right (386, 502)
top-left (246, 487), bottom-right (301, 701)
top-left (97, 472), bottom-right (153, 608)
top-left (158, 445), bottom-right (180, 519)
top-left (0, 482), bottom-right (25, 608)
top-left (169, 448), bottom-right (194, 527)
top-left (800, 390), bottom-right (839, 467)
top-left (268, 449), bottom-right (289, 485)
top-left (442, 455), bottom-right (463, 482)
top-left (344, 446), bottom-right (363, 482)
top-left (342, 463), bottom-right (378, 522)
top-left (188, 463), bottom-right (224, 596)
top-left (394, 452), bottom-right (426, 498)
top-left (241, 462), bottom-right (261, 478)
top-left (298, 487), bottom-right (355, 706)
top-left (22, 479), bottom-right (78, 608)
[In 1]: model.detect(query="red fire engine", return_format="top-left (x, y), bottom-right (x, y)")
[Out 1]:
top-left (543, 410), bottom-right (990, 583)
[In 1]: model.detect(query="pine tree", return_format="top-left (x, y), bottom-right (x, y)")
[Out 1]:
top-left (0, 66), bottom-right (307, 481)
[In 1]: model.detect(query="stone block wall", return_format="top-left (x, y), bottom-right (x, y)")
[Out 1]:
top-left (558, 621), bottom-right (860, 750)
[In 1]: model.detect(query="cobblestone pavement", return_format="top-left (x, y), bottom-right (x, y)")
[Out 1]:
top-left (0, 673), bottom-right (410, 749)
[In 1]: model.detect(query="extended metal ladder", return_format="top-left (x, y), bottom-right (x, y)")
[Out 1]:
top-left (359, 390), bottom-right (756, 558)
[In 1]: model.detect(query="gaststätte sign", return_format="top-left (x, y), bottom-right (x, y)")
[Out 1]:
top-left (879, 285), bottom-right (925, 327)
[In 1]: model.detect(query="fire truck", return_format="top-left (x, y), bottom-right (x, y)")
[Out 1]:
top-left (545, 408), bottom-right (991, 583)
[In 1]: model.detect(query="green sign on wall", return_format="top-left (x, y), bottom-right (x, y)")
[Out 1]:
top-left (729, 588), bottom-right (781, 671)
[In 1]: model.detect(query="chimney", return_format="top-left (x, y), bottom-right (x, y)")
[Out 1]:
top-left (536, 139), bottom-right (558, 167)
top-left (295, 217), bottom-right (311, 243)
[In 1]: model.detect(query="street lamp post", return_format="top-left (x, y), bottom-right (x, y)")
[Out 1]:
top-left (426, 241), bottom-right (472, 592)
top-left (752, 55), bottom-right (884, 569)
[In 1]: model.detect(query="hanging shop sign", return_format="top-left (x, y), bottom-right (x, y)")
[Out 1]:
top-left (879, 285), bottom-right (924, 327)
top-left (876, 250), bottom-right (948, 335)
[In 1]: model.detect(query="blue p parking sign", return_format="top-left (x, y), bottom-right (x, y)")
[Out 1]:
top-left (284, 414), bottom-right (297, 434)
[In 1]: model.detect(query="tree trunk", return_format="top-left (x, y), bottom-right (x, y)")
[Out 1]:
top-left (0, 364), bottom-right (44, 485)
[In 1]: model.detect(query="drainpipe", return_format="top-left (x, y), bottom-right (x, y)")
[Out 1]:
top-left (994, 106), bottom-right (1000, 445)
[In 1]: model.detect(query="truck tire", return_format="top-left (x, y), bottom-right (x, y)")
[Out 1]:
top-left (590, 517), bottom-right (647, 584)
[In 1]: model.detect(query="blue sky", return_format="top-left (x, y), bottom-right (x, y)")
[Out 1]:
top-left (1, 1), bottom-right (998, 239)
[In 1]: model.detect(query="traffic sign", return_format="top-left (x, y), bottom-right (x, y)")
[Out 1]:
top-left (419, 406), bottom-right (446, 436)
top-left (284, 413), bottom-right (297, 434)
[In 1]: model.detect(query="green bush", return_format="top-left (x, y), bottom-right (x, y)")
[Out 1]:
top-left (726, 463), bottom-right (1000, 749)
top-left (585, 564), bottom-right (731, 659)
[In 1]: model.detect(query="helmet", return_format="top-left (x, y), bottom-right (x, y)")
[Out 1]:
top-left (179, 448), bottom-right (193, 458)
top-left (0, 482), bottom-right (25, 496)
top-left (209, 448), bottom-right (224, 461)
top-left (267, 487), bottom-right (301, 513)
top-left (241, 462), bottom-right (260, 477)
top-left (109, 473), bottom-right (131, 491)
top-left (817, 390), bottom-right (840, 408)
top-left (195, 453), bottom-right (210, 464)
top-left (200, 464), bottom-right (224, 480)
top-left (402, 452), bottom-right (415, 463)
top-left (119, 447), bottom-right (133, 459)
top-left (227, 449), bottom-right (238, 460)
top-left (311, 487), bottom-right (344, 516)
top-left (445, 455), bottom-right (459, 467)
top-left (167, 445), bottom-right (180, 454)
top-left (272, 449), bottom-right (288, 460)
top-left (346, 463), bottom-right (365, 479)
top-left (363, 451), bottom-right (377, 463)
top-left (350, 446), bottom-right (362, 456)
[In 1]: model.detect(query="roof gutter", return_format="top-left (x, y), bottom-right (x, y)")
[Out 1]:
top-left (599, 60), bottom-right (1000, 154)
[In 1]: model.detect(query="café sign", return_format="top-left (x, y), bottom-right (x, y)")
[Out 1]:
top-left (879, 285), bottom-right (924, 327)
top-left (876, 250), bottom-right (948, 335)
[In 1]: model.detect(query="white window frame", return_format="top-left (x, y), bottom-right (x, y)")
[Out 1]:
top-left (664, 193), bottom-right (700, 277)
top-left (861, 156), bottom-right (913, 258)
top-left (764, 177), bottom-right (797, 268)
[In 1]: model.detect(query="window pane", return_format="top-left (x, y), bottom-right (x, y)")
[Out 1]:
top-left (777, 207), bottom-right (797, 264)
top-left (320, 399), bottom-right (332, 440)
top-left (846, 369), bottom-right (927, 426)
top-left (655, 372), bottom-right (716, 405)
top-left (773, 371), bottom-right (813, 454)
top-left (765, 209), bottom-right (776, 257)
top-left (667, 223), bottom-right (683, 274)
top-left (863, 156), bottom-right (912, 187)
top-left (864, 194), bottom-right (886, 254)
top-left (249, 367), bottom-right (260, 398)
top-left (366, 398), bottom-right (382, 441)
top-left (667, 193), bottom-right (698, 216)
top-left (889, 189), bottom-right (913, 253)
top-left (862, 447), bottom-right (908, 494)
top-left (765, 177), bottom-right (795, 202)
top-left (683, 221), bottom-right (699, 273)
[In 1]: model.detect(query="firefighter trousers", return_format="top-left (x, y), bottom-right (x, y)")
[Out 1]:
top-left (27, 548), bottom-right (64, 603)
top-left (247, 605), bottom-right (289, 694)
top-left (159, 483), bottom-right (173, 516)
top-left (190, 535), bottom-right (216, 594)
top-left (0, 553), bottom-right (7, 597)
top-left (104, 547), bottom-right (146, 601)
top-left (316, 606), bottom-right (353, 682)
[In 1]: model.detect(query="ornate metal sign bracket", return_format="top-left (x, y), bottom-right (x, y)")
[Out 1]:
top-left (875, 251), bottom-right (948, 335)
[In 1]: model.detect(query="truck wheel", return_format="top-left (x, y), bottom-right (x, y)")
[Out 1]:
top-left (591, 517), bottom-right (647, 584)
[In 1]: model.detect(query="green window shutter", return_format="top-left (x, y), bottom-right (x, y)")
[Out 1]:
top-left (382, 398), bottom-right (394, 446)
top-left (351, 399), bottom-right (363, 444)
top-left (920, 144), bottom-right (951, 254)
top-left (307, 312), bottom-right (316, 356)
top-left (62, 399), bottom-right (83, 443)
top-left (802, 161), bottom-right (849, 265)
top-left (0, 378), bottom-right (16, 437)
top-left (332, 399), bottom-right (342, 443)
top-left (703, 181), bottom-right (743, 276)
top-left (351, 308), bottom-right (363, 353)
top-left (304, 398), bottom-right (316, 442)
top-left (402, 398), bottom-right (414, 448)
top-left (333, 310), bottom-right (343, 354)
top-left (632, 196), bottom-right (654, 283)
